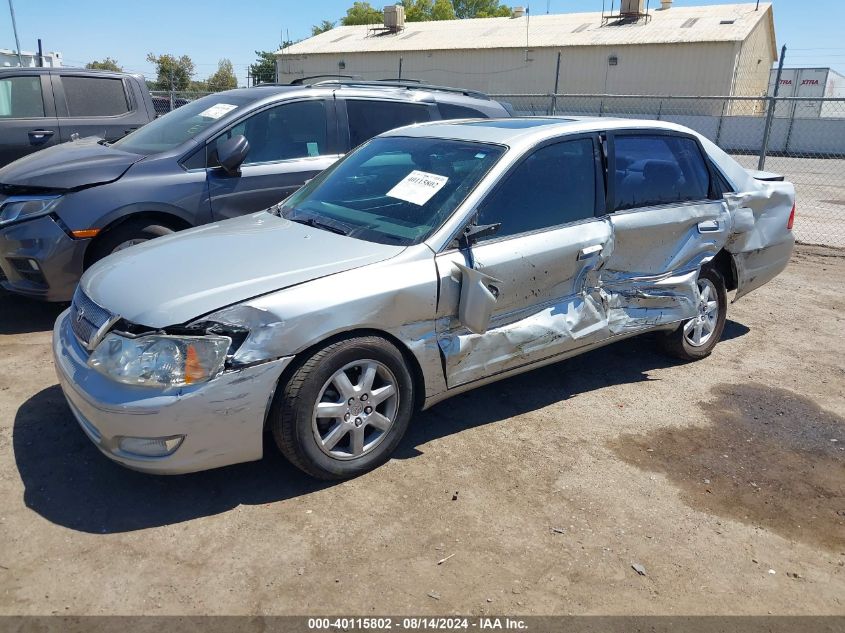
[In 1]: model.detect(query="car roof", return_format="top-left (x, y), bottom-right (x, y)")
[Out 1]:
top-left (381, 116), bottom-right (701, 147)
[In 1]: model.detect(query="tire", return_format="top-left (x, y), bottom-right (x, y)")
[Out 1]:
top-left (86, 219), bottom-right (176, 268)
top-left (660, 266), bottom-right (728, 361)
top-left (270, 336), bottom-right (415, 480)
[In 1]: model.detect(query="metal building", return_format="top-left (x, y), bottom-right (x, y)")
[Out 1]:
top-left (276, 1), bottom-right (776, 100)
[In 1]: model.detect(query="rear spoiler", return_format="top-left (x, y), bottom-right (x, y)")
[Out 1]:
top-left (746, 169), bottom-right (785, 182)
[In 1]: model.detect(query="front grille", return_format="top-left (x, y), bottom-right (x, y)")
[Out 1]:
top-left (70, 287), bottom-right (114, 348)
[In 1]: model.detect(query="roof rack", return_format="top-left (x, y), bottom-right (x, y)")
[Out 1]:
top-left (289, 74), bottom-right (363, 86)
top-left (310, 79), bottom-right (491, 100)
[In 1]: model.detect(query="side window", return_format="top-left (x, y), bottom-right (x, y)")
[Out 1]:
top-left (212, 100), bottom-right (328, 166)
top-left (0, 76), bottom-right (45, 118)
top-left (612, 134), bottom-right (711, 211)
top-left (61, 76), bottom-right (130, 117)
top-left (477, 138), bottom-right (597, 240)
top-left (438, 102), bottom-right (489, 120)
top-left (346, 100), bottom-right (431, 148)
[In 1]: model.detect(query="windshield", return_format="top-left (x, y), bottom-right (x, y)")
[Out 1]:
top-left (112, 93), bottom-right (254, 155)
top-left (278, 136), bottom-right (505, 246)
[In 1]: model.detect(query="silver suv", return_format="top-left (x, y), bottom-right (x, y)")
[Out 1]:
top-left (53, 118), bottom-right (795, 480)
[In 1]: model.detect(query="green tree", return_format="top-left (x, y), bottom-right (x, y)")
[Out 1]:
top-left (206, 58), bottom-right (238, 92)
top-left (146, 53), bottom-right (195, 91)
top-left (342, 1), bottom-right (383, 25)
top-left (85, 57), bottom-right (122, 72)
top-left (431, 0), bottom-right (457, 19)
top-left (249, 50), bottom-right (277, 84)
top-left (452, 0), bottom-right (512, 18)
top-left (312, 20), bottom-right (336, 35)
top-left (401, 0), bottom-right (432, 21)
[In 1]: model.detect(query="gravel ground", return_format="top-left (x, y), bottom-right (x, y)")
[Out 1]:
top-left (0, 244), bottom-right (843, 616)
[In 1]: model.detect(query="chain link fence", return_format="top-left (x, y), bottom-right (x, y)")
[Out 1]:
top-left (149, 90), bottom-right (214, 116)
top-left (494, 94), bottom-right (845, 248)
top-left (147, 89), bottom-right (844, 247)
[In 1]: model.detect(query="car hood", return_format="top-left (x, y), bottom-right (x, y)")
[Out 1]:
top-left (81, 212), bottom-right (406, 328)
top-left (0, 137), bottom-right (143, 190)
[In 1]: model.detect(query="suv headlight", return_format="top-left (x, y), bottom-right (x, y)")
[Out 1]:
top-left (88, 333), bottom-right (231, 387)
top-left (0, 196), bottom-right (62, 226)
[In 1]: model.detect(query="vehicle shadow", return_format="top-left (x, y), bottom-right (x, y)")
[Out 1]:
top-left (13, 329), bottom-right (750, 534)
top-left (0, 289), bottom-right (67, 335)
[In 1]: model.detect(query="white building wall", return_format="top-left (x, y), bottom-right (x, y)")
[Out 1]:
top-left (279, 41), bottom-right (737, 98)
top-left (0, 49), bottom-right (62, 68)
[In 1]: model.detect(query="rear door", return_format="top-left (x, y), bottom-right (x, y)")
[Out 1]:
top-left (208, 98), bottom-right (341, 220)
top-left (0, 73), bottom-right (59, 166)
top-left (601, 130), bottom-right (732, 332)
top-left (52, 73), bottom-right (149, 142)
top-left (435, 135), bottom-right (612, 388)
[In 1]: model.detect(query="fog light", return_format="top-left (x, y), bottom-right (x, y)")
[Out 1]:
top-left (117, 435), bottom-right (184, 457)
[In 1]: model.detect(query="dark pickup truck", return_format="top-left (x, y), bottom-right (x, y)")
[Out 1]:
top-left (0, 67), bottom-right (156, 167)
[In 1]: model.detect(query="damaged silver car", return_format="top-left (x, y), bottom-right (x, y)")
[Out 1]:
top-left (53, 117), bottom-right (795, 479)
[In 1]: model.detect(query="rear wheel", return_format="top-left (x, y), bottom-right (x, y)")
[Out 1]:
top-left (660, 267), bottom-right (727, 361)
top-left (270, 336), bottom-right (415, 480)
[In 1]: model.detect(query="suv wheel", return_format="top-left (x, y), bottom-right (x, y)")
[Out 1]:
top-left (270, 336), bottom-right (415, 480)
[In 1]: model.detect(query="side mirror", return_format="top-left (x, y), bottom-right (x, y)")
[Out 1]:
top-left (217, 135), bottom-right (249, 176)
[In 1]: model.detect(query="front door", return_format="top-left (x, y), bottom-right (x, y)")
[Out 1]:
top-left (435, 135), bottom-right (612, 388)
top-left (208, 98), bottom-right (341, 219)
top-left (601, 131), bottom-right (732, 332)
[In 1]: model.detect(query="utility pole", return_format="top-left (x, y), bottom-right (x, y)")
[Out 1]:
top-left (7, 0), bottom-right (23, 66)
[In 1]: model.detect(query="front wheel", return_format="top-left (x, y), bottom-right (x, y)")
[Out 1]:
top-left (660, 267), bottom-right (727, 361)
top-left (270, 336), bottom-right (415, 480)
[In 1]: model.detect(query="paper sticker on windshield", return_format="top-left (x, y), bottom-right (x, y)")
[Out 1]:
top-left (386, 170), bottom-right (449, 206)
top-left (198, 103), bottom-right (237, 119)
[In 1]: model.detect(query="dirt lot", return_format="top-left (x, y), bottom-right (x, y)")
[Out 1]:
top-left (0, 244), bottom-right (843, 616)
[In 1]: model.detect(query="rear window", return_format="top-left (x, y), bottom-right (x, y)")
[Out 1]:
top-left (438, 102), bottom-right (489, 120)
top-left (61, 76), bottom-right (130, 117)
top-left (346, 100), bottom-right (431, 148)
top-left (0, 76), bottom-right (44, 118)
top-left (613, 134), bottom-right (711, 211)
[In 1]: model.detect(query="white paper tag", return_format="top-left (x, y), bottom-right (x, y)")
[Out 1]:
top-left (198, 103), bottom-right (237, 119)
top-left (386, 170), bottom-right (449, 206)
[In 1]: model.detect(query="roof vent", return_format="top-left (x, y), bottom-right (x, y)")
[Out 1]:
top-left (620, 0), bottom-right (645, 16)
top-left (659, 0), bottom-right (672, 9)
top-left (573, 23), bottom-right (590, 33)
top-left (720, 19), bottom-right (736, 24)
top-left (681, 17), bottom-right (699, 28)
top-left (383, 4), bottom-right (405, 32)
top-left (512, 6), bottom-right (526, 18)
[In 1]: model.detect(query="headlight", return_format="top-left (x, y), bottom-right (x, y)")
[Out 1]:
top-left (0, 196), bottom-right (62, 226)
top-left (88, 333), bottom-right (231, 387)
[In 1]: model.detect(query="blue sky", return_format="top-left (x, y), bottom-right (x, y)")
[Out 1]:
top-left (1, 0), bottom-right (842, 86)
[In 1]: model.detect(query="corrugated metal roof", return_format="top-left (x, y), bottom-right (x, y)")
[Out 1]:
top-left (278, 3), bottom-right (772, 56)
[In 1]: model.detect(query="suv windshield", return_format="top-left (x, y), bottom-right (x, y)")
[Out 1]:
top-left (278, 136), bottom-right (505, 246)
top-left (113, 93), bottom-right (254, 155)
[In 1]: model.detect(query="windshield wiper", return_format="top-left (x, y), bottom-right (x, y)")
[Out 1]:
top-left (290, 216), bottom-right (350, 236)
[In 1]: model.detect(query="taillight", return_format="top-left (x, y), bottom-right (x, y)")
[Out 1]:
top-left (787, 203), bottom-right (795, 230)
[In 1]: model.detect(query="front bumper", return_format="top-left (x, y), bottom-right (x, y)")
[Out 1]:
top-left (52, 309), bottom-right (294, 474)
top-left (0, 215), bottom-right (88, 302)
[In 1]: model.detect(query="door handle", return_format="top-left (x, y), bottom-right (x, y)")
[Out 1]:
top-left (28, 129), bottom-right (54, 142)
top-left (577, 244), bottom-right (603, 260)
top-left (697, 220), bottom-right (720, 233)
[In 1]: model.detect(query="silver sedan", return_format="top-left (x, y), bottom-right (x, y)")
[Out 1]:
top-left (53, 117), bottom-right (796, 479)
